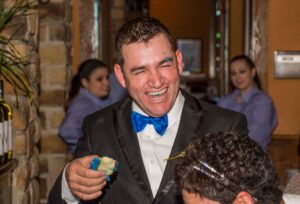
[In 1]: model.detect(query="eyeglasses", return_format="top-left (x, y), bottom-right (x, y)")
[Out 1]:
top-left (193, 161), bottom-right (258, 202)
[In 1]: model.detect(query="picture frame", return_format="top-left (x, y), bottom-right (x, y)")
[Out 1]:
top-left (176, 39), bottom-right (202, 73)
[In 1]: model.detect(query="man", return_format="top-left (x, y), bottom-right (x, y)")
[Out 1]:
top-left (175, 131), bottom-right (282, 204)
top-left (49, 17), bottom-right (248, 204)
top-left (175, 131), bottom-right (300, 204)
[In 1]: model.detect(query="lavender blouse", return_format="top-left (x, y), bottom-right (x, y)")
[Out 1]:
top-left (217, 85), bottom-right (278, 151)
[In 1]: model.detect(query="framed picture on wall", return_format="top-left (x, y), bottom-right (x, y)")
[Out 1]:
top-left (176, 39), bottom-right (202, 73)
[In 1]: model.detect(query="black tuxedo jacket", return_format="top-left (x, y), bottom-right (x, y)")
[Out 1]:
top-left (48, 90), bottom-right (248, 204)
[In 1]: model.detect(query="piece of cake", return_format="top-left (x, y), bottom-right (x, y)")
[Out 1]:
top-left (97, 156), bottom-right (118, 176)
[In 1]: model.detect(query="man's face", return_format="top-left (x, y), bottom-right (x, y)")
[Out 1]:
top-left (114, 34), bottom-right (183, 117)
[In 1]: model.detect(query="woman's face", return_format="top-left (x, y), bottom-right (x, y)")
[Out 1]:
top-left (82, 67), bottom-right (110, 98)
top-left (230, 60), bottom-right (256, 92)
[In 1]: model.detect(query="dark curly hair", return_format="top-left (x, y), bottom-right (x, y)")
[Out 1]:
top-left (114, 16), bottom-right (176, 65)
top-left (175, 132), bottom-right (282, 204)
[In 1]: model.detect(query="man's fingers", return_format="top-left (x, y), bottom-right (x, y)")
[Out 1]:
top-left (78, 155), bottom-right (100, 168)
top-left (73, 189), bottom-right (103, 201)
top-left (69, 180), bottom-right (106, 195)
top-left (69, 173), bottom-right (107, 187)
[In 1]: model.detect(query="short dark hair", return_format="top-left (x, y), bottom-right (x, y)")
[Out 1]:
top-left (114, 16), bottom-right (176, 65)
top-left (175, 132), bottom-right (282, 204)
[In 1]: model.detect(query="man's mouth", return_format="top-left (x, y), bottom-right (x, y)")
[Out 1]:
top-left (147, 88), bottom-right (168, 97)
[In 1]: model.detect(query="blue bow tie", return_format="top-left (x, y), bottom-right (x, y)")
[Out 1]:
top-left (131, 111), bottom-right (168, 136)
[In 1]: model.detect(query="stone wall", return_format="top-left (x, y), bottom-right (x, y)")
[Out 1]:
top-left (38, 0), bottom-right (72, 203)
top-left (8, 1), bottom-right (41, 204)
top-left (36, 0), bottom-right (128, 202)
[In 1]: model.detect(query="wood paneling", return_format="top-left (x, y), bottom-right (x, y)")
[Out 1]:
top-left (268, 136), bottom-right (300, 186)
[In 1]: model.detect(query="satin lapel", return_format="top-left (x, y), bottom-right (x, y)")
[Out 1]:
top-left (154, 92), bottom-right (205, 203)
top-left (113, 98), bottom-right (153, 201)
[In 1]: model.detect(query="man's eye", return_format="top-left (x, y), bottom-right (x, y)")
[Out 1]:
top-left (132, 70), bottom-right (144, 75)
top-left (161, 63), bottom-right (171, 67)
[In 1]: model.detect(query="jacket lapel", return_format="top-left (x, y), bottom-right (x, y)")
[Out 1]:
top-left (154, 91), bottom-right (205, 203)
top-left (113, 98), bottom-right (154, 201)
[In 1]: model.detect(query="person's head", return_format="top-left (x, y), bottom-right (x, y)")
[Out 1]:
top-left (229, 55), bottom-right (261, 92)
top-left (78, 59), bottom-right (110, 98)
top-left (67, 59), bottom-right (110, 109)
top-left (114, 17), bottom-right (183, 117)
top-left (175, 131), bottom-right (282, 204)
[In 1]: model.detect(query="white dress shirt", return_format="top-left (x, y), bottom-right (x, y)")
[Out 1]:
top-left (133, 92), bottom-right (184, 196)
top-left (61, 92), bottom-right (185, 202)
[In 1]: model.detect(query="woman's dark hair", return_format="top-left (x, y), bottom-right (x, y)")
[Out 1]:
top-left (229, 54), bottom-right (261, 90)
top-left (66, 59), bottom-right (107, 110)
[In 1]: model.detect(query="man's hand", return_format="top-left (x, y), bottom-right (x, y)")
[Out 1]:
top-left (66, 155), bottom-right (107, 201)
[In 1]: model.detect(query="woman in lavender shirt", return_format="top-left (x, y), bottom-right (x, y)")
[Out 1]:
top-left (59, 59), bottom-right (127, 153)
top-left (218, 55), bottom-right (277, 151)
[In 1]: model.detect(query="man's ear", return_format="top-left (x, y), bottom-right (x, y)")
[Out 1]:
top-left (175, 49), bottom-right (183, 74)
top-left (114, 64), bottom-right (126, 88)
top-left (233, 191), bottom-right (256, 204)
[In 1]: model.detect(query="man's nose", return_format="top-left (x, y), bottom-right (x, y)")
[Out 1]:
top-left (148, 70), bottom-right (163, 87)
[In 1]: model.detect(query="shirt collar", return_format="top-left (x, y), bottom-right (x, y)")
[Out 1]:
top-left (233, 84), bottom-right (259, 103)
top-left (132, 91), bottom-right (185, 124)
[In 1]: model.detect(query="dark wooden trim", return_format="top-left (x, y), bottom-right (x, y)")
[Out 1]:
top-left (101, 0), bottom-right (111, 70)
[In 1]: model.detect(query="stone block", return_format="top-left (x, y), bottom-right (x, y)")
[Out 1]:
top-left (40, 67), bottom-right (48, 87)
top-left (39, 1), bottom-right (65, 22)
top-left (113, 0), bottom-right (125, 7)
top-left (50, 109), bottom-right (65, 129)
top-left (33, 119), bottom-right (42, 143)
top-left (30, 148), bottom-right (40, 178)
top-left (49, 24), bottom-right (66, 41)
top-left (13, 106), bottom-right (30, 131)
top-left (48, 67), bottom-right (67, 87)
top-left (39, 43), bottom-right (66, 65)
top-left (14, 133), bottom-right (27, 155)
top-left (28, 178), bottom-right (40, 204)
top-left (39, 110), bottom-right (46, 129)
top-left (12, 157), bottom-right (30, 189)
top-left (11, 188), bottom-right (28, 204)
top-left (39, 176), bottom-right (47, 200)
top-left (26, 122), bottom-right (36, 159)
top-left (39, 156), bottom-right (48, 174)
top-left (40, 135), bottom-right (69, 154)
top-left (25, 9), bottom-right (39, 42)
top-left (13, 42), bottom-right (29, 59)
top-left (39, 90), bottom-right (66, 106)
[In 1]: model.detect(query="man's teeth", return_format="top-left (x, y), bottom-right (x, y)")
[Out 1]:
top-left (148, 88), bottom-right (167, 96)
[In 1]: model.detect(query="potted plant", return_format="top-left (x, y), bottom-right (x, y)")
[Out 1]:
top-left (0, 0), bottom-right (36, 105)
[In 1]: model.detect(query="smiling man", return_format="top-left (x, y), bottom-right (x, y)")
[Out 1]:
top-left (49, 17), bottom-right (248, 204)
